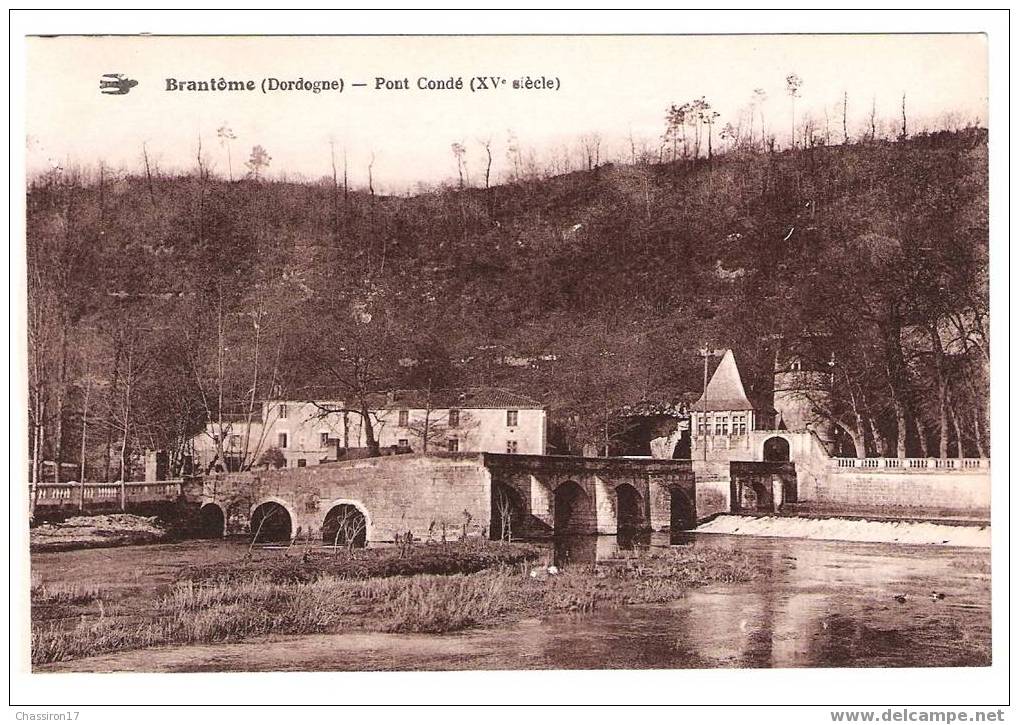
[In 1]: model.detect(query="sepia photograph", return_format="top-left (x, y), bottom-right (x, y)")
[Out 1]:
top-left (10, 10), bottom-right (1009, 713)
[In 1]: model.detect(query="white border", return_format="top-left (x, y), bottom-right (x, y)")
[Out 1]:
top-left (7, 8), bottom-right (1011, 712)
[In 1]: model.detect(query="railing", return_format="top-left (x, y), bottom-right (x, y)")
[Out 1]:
top-left (832, 458), bottom-right (989, 471)
top-left (29, 479), bottom-right (185, 508)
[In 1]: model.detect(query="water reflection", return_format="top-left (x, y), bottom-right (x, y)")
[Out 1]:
top-left (548, 531), bottom-right (693, 567)
top-left (35, 533), bottom-right (992, 672)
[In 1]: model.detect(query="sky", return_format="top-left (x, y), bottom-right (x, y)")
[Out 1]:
top-left (26, 34), bottom-right (987, 191)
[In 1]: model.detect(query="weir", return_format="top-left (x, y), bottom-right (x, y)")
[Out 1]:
top-left (28, 449), bottom-right (990, 541)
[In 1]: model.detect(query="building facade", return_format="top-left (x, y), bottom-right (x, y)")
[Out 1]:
top-left (191, 387), bottom-right (547, 472)
top-left (689, 349), bottom-right (775, 461)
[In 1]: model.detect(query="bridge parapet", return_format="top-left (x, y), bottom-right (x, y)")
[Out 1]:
top-left (30, 480), bottom-right (186, 514)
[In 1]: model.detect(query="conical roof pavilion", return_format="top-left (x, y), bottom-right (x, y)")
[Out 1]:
top-left (692, 349), bottom-right (755, 412)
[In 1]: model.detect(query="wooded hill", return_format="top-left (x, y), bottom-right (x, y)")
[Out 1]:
top-left (26, 128), bottom-right (989, 478)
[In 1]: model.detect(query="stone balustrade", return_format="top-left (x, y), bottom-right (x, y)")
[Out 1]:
top-left (832, 457), bottom-right (989, 471)
top-left (30, 480), bottom-right (184, 507)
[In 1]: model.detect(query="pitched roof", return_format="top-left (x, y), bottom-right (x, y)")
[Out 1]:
top-left (284, 386), bottom-right (544, 410)
top-left (381, 387), bottom-right (544, 410)
top-left (692, 349), bottom-right (755, 412)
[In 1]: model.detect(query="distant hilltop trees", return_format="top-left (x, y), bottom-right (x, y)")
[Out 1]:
top-left (26, 125), bottom-right (988, 482)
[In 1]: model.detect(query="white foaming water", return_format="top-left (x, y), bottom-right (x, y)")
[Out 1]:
top-left (696, 515), bottom-right (990, 548)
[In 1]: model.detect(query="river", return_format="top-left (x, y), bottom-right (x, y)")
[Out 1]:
top-left (34, 532), bottom-right (990, 672)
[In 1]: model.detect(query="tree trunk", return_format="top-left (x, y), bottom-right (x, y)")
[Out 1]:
top-left (842, 91), bottom-right (849, 144)
top-left (361, 402), bottom-right (380, 457)
top-left (916, 417), bottom-right (930, 458)
top-left (866, 415), bottom-right (890, 457)
top-left (927, 322), bottom-right (950, 458)
top-left (874, 305), bottom-right (914, 457)
top-left (241, 304), bottom-right (263, 470)
top-left (951, 407), bottom-right (965, 459)
top-left (53, 336), bottom-right (66, 482)
top-left (893, 398), bottom-right (909, 458)
top-left (972, 409), bottom-right (985, 458)
top-left (842, 423), bottom-right (867, 459)
top-left (119, 344), bottom-right (134, 481)
top-left (103, 339), bottom-right (122, 481)
top-left (79, 368), bottom-right (92, 483)
top-left (32, 394), bottom-right (45, 486)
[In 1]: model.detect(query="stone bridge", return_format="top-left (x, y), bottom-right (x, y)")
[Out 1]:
top-left (192, 452), bottom-right (699, 543)
top-left (484, 454), bottom-right (696, 538)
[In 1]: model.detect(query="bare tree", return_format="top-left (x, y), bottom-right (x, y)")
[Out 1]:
top-left (580, 133), bottom-right (601, 170)
top-left (785, 73), bottom-right (803, 149)
top-left (753, 88), bottom-right (768, 149)
top-left (900, 92), bottom-right (908, 140)
top-left (843, 91), bottom-right (850, 144)
top-left (451, 142), bottom-right (467, 188)
top-left (495, 488), bottom-right (513, 541)
top-left (330, 507), bottom-right (367, 557)
top-left (478, 137), bottom-right (493, 190)
top-left (217, 124), bottom-right (237, 181)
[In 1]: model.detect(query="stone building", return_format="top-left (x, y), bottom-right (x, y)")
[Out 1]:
top-left (191, 387), bottom-right (546, 472)
top-left (773, 353), bottom-right (836, 448)
top-left (689, 349), bottom-right (775, 461)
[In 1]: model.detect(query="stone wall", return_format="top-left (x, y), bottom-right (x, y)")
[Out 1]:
top-left (201, 453), bottom-right (492, 542)
top-left (816, 467), bottom-right (991, 516)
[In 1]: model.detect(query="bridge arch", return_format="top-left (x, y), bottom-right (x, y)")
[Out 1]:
top-left (669, 486), bottom-right (697, 531)
top-left (762, 435), bottom-right (791, 462)
top-left (249, 497), bottom-right (295, 543)
top-left (321, 499), bottom-right (372, 547)
top-left (615, 482), bottom-right (645, 532)
top-left (197, 502), bottom-right (225, 538)
top-left (552, 480), bottom-right (595, 534)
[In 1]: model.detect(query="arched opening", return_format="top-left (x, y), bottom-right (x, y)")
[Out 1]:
top-left (197, 503), bottom-right (225, 539)
top-left (490, 483), bottom-right (523, 541)
top-left (672, 428), bottom-right (692, 459)
top-left (322, 503), bottom-right (368, 548)
top-left (250, 501), bottom-right (292, 543)
top-left (670, 487), bottom-right (697, 531)
top-left (763, 436), bottom-right (791, 462)
top-left (553, 481), bottom-right (593, 534)
top-left (615, 483), bottom-right (644, 533)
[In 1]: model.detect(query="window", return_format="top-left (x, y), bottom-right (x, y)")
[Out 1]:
top-left (398, 410), bottom-right (409, 427)
top-left (506, 440), bottom-right (518, 454)
top-left (716, 416), bottom-right (728, 436)
top-left (229, 434), bottom-right (240, 448)
top-left (733, 414), bottom-right (747, 436)
top-left (278, 404), bottom-right (288, 419)
top-left (296, 459), bottom-right (307, 468)
top-left (278, 432), bottom-right (289, 449)
top-left (447, 438), bottom-right (459, 453)
top-left (398, 438), bottom-right (409, 449)
top-left (506, 410), bottom-right (518, 427)
top-left (448, 409), bottom-right (460, 428)
top-left (320, 432), bottom-right (330, 447)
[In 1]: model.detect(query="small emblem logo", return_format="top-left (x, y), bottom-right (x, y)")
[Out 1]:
top-left (99, 73), bottom-right (138, 95)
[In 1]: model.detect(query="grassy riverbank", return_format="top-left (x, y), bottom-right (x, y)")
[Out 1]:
top-left (31, 540), bottom-right (755, 666)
